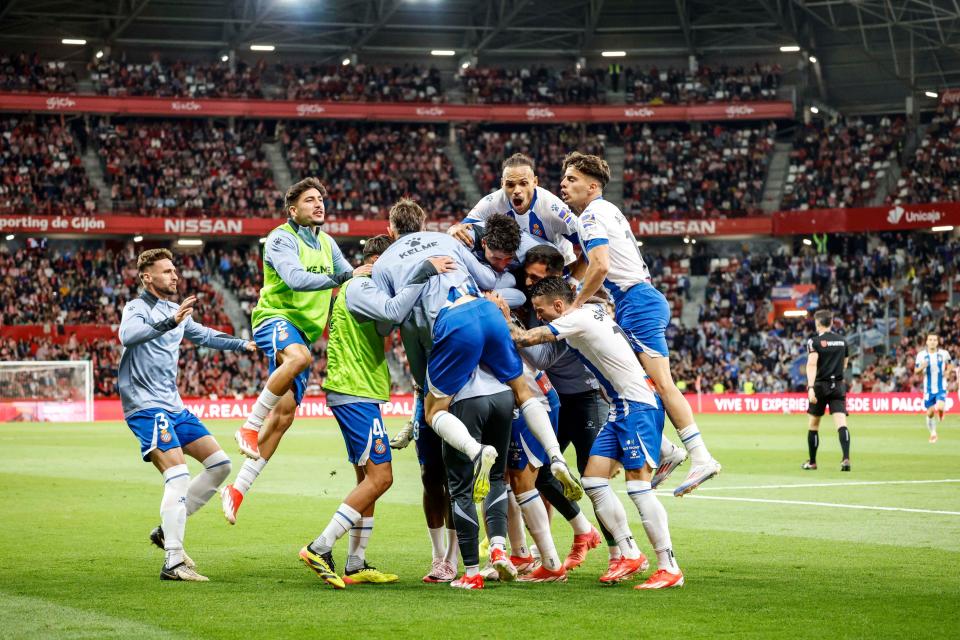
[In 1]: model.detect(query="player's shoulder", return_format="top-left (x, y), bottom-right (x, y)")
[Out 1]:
top-left (473, 190), bottom-right (507, 211)
top-left (583, 197), bottom-right (620, 217)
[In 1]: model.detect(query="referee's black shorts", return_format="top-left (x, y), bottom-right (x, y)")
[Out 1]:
top-left (807, 380), bottom-right (847, 417)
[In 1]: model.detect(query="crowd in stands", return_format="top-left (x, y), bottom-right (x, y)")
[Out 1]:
top-left (669, 233), bottom-right (960, 394)
top-left (280, 63), bottom-right (443, 103)
top-left (281, 121), bottom-right (466, 219)
top-left (457, 124), bottom-right (606, 195)
top-left (622, 122), bottom-right (775, 219)
top-left (458, 67), bottom-right (606, 105)
top-left (0, 115), bottom-right (100, 215)
top-left (0, 52), bottom-right (78, 93)
top-left (781, 115), bottom-right (906, 210)
top-left (90, 57), bottom-right (265, 98)
top-left (95, 118), bottom-right (284, 217)
top-left (890, 105), bottom-right (959, 205)
top-left (624, 63), bottom-right (782, 104)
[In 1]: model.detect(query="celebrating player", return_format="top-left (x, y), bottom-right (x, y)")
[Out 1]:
top-left (803, 309), bottom-right (852, 471)
top-left (222, 178), bottom-right (363, 524)
top-left (448, 153), bottom-right (578, 266)
top-left (118, 248), bottom-right (255, 581)
top-left (559, 151), bottom-right (719, 496)
top-left (914, 333), bottom-right (952, 443)
top-left (498, 276), bottom-right (685, 590)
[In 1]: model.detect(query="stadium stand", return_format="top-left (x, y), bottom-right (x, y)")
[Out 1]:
top-left (0, 52), bottom-right (78, 93)
top-left (279, 63), bottom-right (444, 102)
top-left (95, 118), bottom-right (283, 217)
top-left (624, 62), bottom-right (782, 104)
top-left (458, 66), bottom-right (606, 104)
top-left (622, 122), bottom-right (776, 219)
top-left (90, 57), bottom-right (266, 98)
top-left (890, 105), bottom-right (959, 205)
top-left (281, 121), bottom-right (466, 219)
top-left (781, 115), bottom-right (906, 210)
top-left (0, 115), bottom-right (99, 215)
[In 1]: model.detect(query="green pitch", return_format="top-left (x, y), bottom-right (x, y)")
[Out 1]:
top-left (3, 414), bottom-right (959, 639)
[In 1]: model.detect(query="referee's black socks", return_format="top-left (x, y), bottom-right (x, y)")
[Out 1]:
top-left (838, 427), bottom-right (851, 460)
top-left (807, 430), bottom-right (819, 464)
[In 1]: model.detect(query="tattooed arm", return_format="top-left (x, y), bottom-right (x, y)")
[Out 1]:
top-left (508, 323), bottom-right (558, 348)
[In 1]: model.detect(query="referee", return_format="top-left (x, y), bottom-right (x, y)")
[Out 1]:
top-left (803, 309), bottom-right (852, 471)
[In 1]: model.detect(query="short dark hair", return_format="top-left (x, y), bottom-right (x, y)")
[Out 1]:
top-left (523, 244), bottom-right (564, 275)
top-left (562, 151), bottom-right (611, 188)
top-left (502, 152), bottom-right (535, 172)
top-left (529, 275), bottom-right (574, 304)
top-left (285, 177), bottom-right (327, 211)
top-left (137, 248), bottom-right (173, 273)
top-left (813, 309), bottom-right (833, 327)
top-left (389, 198), bottom-right (426, 235)
top-left (483, 214), bottom-right (521, 254)
top-left (362, 234), bottom-right (392, 263)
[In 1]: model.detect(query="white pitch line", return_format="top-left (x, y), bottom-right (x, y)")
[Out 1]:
top-left (692, 478), bottom-right (960, 491)
top-left (683, 494), bottom-right (960, 516)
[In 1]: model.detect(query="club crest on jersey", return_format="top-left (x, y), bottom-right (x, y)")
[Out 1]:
top-left (277, 323), bottom-right (289, 342)
top-left (374, 438), bottom-right (386, 455)
top-left (159, 429), bottom-right (172, 443)
top-left (532, 223), bottom-right (544, 238)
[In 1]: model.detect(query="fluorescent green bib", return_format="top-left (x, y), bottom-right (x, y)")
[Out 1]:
top-left (251, 223), bottom-right (333, 343)
top-left (322, 278), bottom-right (391, 401)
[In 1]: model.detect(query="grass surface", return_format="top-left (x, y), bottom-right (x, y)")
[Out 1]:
top-left (3, 414), bottom-right (959, 639)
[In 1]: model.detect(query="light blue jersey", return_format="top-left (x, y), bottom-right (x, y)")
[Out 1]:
top-left (118, 292), bottom-right (247, 418)
top-left (917, 349), bottom-right (952, 396)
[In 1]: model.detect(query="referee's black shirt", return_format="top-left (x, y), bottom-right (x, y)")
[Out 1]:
top-left (806, 331), bottom-right (849, 382)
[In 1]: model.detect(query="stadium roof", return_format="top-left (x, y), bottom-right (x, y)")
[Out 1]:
top-left (1, 0), bottom-right (958, 113)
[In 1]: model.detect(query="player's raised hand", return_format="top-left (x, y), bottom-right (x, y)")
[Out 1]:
top-left (447, 223), bottom-right (474, 247)
top-left (174, 296), bottom-right (197, 324)
top-left (428, 256), bottom-right (458, 274)
top-left (353, 264), bottom-right (374, 277)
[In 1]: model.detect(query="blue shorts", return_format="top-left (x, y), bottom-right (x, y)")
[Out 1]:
top-left (589, 399), bottom-right (664, 470)
top-left (412, 391), bottom-right (443, 467)
top-left (330, 402), bottom-right (391, 466)
top-left (253, 317), bottom-right (311, 405)
top-left (508, 389), bottom-right (560, 471)
top-left (427, 298), bottom-right (524, 398)
top-left (613, 282), bottom-right (671, 358)
top-left (924, 391), bottom-right (947, 409)
top-left (126, 408), bottom-right (210, 462)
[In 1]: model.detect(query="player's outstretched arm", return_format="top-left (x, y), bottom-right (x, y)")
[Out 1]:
top-left (118, 296), bottom-right (196, 347)
top-left (183, 317), bottom-right (254, 353)
top-left (347, 256), bottom-right (456, 327)
top-left (509, 324), bottom-right (557, 348)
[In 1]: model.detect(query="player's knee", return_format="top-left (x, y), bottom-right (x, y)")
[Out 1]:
top-left (368, 466), bottom-right (393, 495)
top-left (421, 463), bottom-right (446, 489)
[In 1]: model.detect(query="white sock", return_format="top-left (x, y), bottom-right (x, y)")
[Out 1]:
top-left (677, 424), bottom-right (711, 466)
top-left (661, 434), bottom-right (680, 459)
top-left (582, 476), bottom-right (639, 560)
top-left (346, 516), bottom-right (373, 572)
top-left (465, 564), bottom-right (480, 577)
top-left (443, 528), bottom-right (459, 566)
top-left (568, 511), bottom-right (593, 536)
top-left (311, 503), bottom-right (361, 555)
top-left (608, 545), bottom-right (622, 561)
top-left (431, 411), bottom-right (482, 459)
top-left (926, 416), bottom-right (937, 434)
top-left (507, 489), bottom-right (529, 557)
top-left (519, 399), bottom-right (562, 460)
top-left (186, 451), bottom-right (231, 516)
top-left (627, 480), bottom-right (679, 573)
top-left (160, 464), bottom-right (190, 568)
top-left (233, 457), bottom-right (268, 495)
top-left (517, 489), bottom-right (561, 571)
top-left (428, 526), bottom-right (446, 562)
top-left (243, 388), bottom-right (282, 432)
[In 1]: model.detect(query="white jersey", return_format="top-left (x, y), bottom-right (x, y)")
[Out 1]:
top-left (464, 186), bottom-right (578, 264)
top-left (576, 197), bottom-right (651, 300)
top-left (917, 349), bottom-right (951, 395)
top-left (547, 303), bottom-right (658, 417)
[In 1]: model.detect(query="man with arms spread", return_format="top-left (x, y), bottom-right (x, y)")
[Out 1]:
top-left (499, 276), bottom-right (685, 590)
top-left (119, 248), bottom-right (255, 581)
top-left (560, 151), bottom-right (719, 496)
top-left (223, 177), bottom-right (364, 524)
